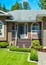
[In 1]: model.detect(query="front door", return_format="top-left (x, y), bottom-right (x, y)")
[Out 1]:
top-left (18, 24), bottom-right (24, 38)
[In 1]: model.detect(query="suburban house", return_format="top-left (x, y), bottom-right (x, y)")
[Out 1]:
top-left (0, 10), bottom-right (46, 48)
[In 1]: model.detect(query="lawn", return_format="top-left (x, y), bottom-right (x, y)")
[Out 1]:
top-left (0, 48), bottom-right (37, 65)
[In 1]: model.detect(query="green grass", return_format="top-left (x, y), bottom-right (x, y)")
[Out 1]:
top-left (0, 48), bottom-right (37, 65)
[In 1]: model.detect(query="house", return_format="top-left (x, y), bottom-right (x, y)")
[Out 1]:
top-left (0, 10), bottom-right (46, 48)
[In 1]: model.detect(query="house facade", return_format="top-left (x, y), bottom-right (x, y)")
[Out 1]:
top-left (0, 10), bottom-right (46, 48)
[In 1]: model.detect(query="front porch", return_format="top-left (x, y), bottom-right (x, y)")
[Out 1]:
top-left (7, 22), bottom-right (42, 48)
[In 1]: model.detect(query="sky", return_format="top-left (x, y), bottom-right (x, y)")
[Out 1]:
top-left (0, 0), bottom-right (40, 10)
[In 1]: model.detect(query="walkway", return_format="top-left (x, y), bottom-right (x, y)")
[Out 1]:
top-left (38, 52), bottom-right (46, 65)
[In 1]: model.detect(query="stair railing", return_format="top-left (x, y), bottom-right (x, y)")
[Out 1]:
top-left (15, 30), bottom-right (18, 46)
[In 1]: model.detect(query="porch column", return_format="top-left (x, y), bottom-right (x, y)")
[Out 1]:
top-left (43, 19), bottom-right (46, 46)
top-left (8, 23), bottom-right (12, 43)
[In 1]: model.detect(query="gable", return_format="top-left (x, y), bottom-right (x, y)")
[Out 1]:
top-left (0, 10), bottom-right (11, 17)
top-left (0, 10), bottom-right (8, 15)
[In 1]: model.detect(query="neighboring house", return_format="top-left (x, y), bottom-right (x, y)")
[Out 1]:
top-left (0, 10), bottom-right (46, 48)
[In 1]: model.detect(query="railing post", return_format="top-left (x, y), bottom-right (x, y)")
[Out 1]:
top-left (15, 30), bottom-right (17, 46)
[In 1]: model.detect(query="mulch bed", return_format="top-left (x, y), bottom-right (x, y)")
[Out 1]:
top-left (39, 49), bottom-right (46, 52)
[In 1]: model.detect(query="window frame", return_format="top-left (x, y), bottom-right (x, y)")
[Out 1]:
top-left (31, 23), bottom-right (40, 34)
top-left (0, 20), bottom-right (4, 37)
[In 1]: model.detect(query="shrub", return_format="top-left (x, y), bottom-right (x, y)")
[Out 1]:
top-left (0, 42), bottom-right (9, 48)
top-left (32, 40), bottom-right (40, 47)
top-left (9, 45), bottom-right (31, 52)
top-left (32, 40), bottom-right (43, 50)
top-left (30, 49), bottom-right (38, 61)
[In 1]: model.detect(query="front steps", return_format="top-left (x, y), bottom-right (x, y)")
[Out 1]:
top-left (16, 39), bottom-right (31, 48)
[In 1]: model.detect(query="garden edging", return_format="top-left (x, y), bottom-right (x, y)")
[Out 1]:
top-left (27, 53), bottom-right (38, 63)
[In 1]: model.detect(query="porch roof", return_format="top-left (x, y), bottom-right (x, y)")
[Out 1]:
top-left (5, 10), bottom-right (46, 22)
top-left (0, 10), bottom-right (11, 16)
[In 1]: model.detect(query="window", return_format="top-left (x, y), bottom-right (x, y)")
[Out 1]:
top-left (32, 23), bottom-right (40, 34)
top-left (0, 20), bottom-right (4, 37)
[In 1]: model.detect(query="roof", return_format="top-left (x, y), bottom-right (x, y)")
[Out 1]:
top-left (0, 10), bottom-right (11, 16)
top-left (7, 10), bottom-right (46, 22)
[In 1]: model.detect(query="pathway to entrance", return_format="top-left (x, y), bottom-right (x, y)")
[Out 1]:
top-left (38, 52), bottom-right (46, 65)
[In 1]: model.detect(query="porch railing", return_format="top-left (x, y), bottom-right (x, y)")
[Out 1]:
top-left (12, 30), bottom-right (18, 40)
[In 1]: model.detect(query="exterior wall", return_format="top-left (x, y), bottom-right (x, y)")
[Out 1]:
top-left (43, 17), bottom-right (46, 46)
top-left (0, 17), bottom-right (7, 41)
top-left (32, 34), bottom-right (40, 39)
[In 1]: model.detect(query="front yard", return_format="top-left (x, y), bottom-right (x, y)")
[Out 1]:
top-left (0, 48), bottom-right (37, 65)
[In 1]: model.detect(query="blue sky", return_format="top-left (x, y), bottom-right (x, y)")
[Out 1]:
top-left (0, 0), bottom-right (40, 10)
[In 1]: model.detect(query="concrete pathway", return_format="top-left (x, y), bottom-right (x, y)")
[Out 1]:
top-left (38, 52), bottom-right (46, 65)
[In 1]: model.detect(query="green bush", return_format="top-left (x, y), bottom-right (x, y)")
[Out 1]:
top-left (9, 45), bottom-right (31, 52)
top-left (0, 42), bottom-right (9, 48)
top-left (30, 49), bottom-right (38, 61)
top-left (32, 40), bottom-right (40, 47)
top-left (32, 40), bottom-right (43, 50)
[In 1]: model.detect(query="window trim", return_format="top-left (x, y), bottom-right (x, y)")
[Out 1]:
top-left (0, 20), bottom-right (4, 37)
top-left (31, 23), bottom-right (40, 34)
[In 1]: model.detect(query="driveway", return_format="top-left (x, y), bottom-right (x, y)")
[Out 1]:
top-left (38, 52), bottom-right (46, 65)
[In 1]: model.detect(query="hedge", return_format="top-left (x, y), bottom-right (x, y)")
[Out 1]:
top-left (9, 45), bottom-right (31, 52)
top-left (0, 42), bottom-right (9, 48)
top-left (32, 40), bottom-right (43, 50)
top-left (30, 49), bottom-right (38, 61)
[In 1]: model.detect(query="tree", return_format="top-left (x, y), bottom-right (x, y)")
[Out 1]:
top-left (11, 2), bottom-right (22, 10)
top-left (3, 4), bottom-right (9, 12)
top-left (23, 2), bottom-right (30, 10)
top-left (0, 3), bottom-right (9, 12)
top-left (0, 3), bottom-right (3, 10)
top-left (19, 3), bottom-right (22, 10)
top-left (38, 0), bottom-right (46, 9)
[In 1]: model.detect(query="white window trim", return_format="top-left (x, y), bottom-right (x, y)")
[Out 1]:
top-left (31, 23), bottom-right (40, 34)
top-left (0, 20), bottom-right (4, 37)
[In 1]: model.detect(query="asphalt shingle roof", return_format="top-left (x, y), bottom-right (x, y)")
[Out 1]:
top-left (7, 10), bottom-right (46, 22)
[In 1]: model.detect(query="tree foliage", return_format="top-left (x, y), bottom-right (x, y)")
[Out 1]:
top-left (11, 1), bottom-right (31, 10)
top-left (0, 3), bottom-right (3, 10)
top-left (2, 4), bottom-right (9, 12)
top-left (23, 2), bottom-right (30, 10)
top-left (0, 3), bottom-right (9, 12)
top-left (38, 0), bottom-right (46, 9)
top-left (11, 2), bottom-right (22, 10)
